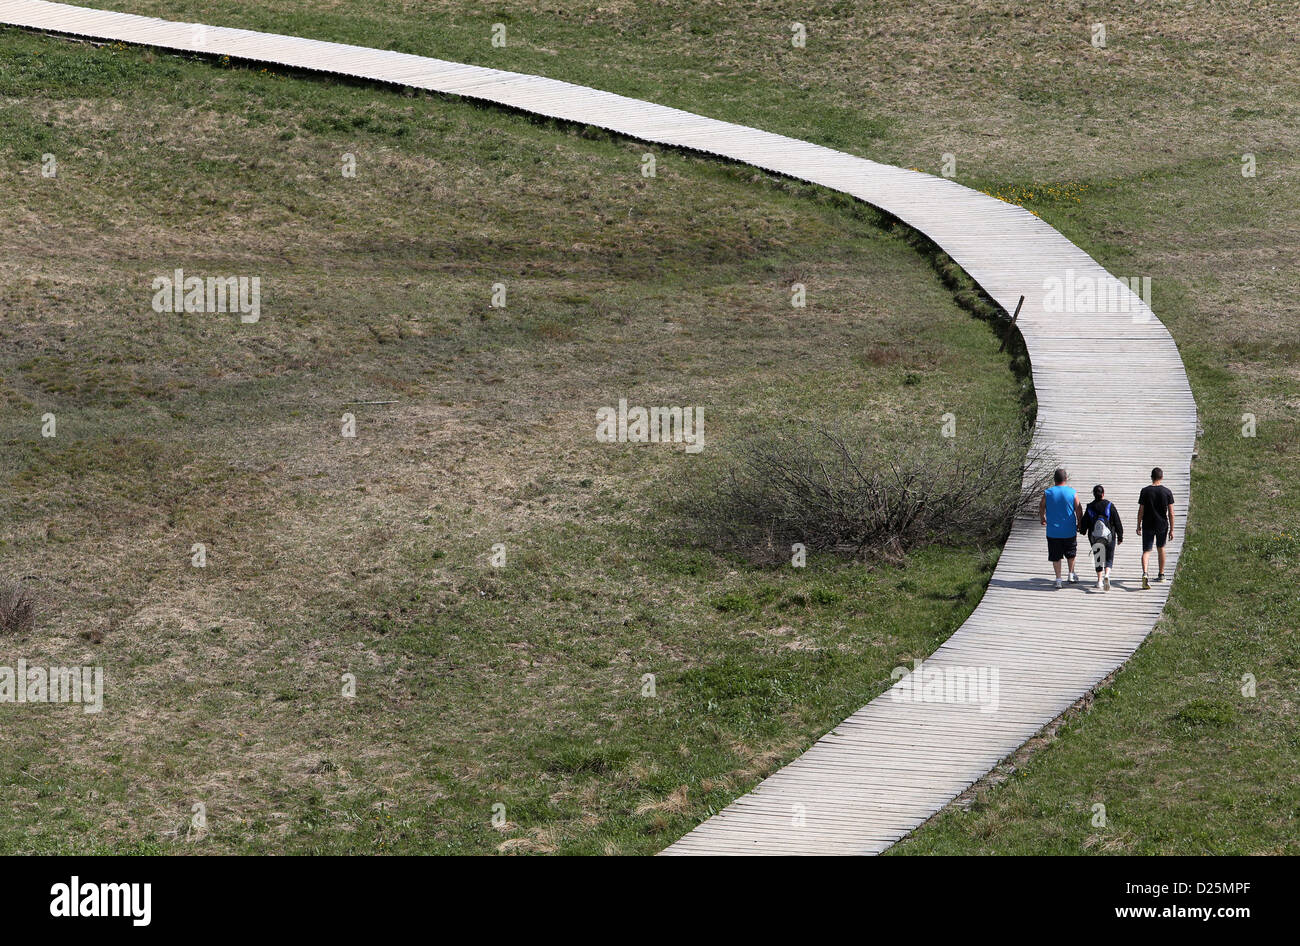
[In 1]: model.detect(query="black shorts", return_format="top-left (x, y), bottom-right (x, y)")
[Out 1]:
top-left (1047, 536), bottom-right (1077, 562)
top-left (1142, 528), bottom-right (1167, 552)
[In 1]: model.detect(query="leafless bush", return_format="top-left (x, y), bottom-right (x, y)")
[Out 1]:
top-left (683, 422), bottom-right (1051, 562)
top-left (0, 583), bottom-right (36, 636)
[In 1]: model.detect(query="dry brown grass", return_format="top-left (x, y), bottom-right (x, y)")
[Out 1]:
top-left (15, 0), bottom-right (1289, 855)
top-left (0, 25), bottom-right (1024, 853)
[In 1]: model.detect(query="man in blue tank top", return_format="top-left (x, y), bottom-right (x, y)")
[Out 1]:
top-left (1038, 467), bottom-right (1084, 588)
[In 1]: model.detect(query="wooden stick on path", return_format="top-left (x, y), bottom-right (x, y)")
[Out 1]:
top-left (999, 295), bottom-right (1024, 353)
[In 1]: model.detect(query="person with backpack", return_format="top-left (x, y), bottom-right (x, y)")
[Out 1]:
top-left (1079, 484), bottom-right (1123, 591)
top-left (1137, 466), bottom-right (1176, 589)
top-left (1039, 467), bottom-right (1084, 588)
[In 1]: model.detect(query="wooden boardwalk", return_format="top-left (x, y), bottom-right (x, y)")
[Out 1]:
top-left (1, 0), bottom-right (1198, 855)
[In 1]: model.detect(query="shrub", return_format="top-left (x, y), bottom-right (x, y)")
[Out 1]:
top-left (0, 583), bottom-right (36, 636)
top-left (808, 587), bottom-right (844, 606)
top-left (712, 591), bottom-right (754, 613)
top-left (1172, 700), bottom-right (1235, 730)
top-left (682, 421), bottom-right (1050, 562)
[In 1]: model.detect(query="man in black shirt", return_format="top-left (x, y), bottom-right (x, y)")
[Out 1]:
top-left (1137, 466), bottom-right (1175, 589)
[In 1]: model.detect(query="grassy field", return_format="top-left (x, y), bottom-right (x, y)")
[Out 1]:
top-left (4, 0), bottom-right (1298, 854)
top-left (0, 19), bottom-right (1026, 854)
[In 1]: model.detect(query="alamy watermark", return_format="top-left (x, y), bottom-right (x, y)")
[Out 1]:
top-left (596, 399), bottom-right (704, 453)
top-left (1, 661), bottom-right (103, 713)
top-left (50, 877), bottom-right (150, 926)
top-left (151, 269), bottom-right (261, 323)
top-left (1043, 268), bottom-right (1151, 319)
top-left (890, 658), bottom-right (999, 714)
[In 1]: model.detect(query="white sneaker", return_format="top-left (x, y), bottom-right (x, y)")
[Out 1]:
top-left (1054, 578), bottom-right (1063, 589)
top-left (1103, 574), bottom-right (1111, 591)
top-left (1068, 572), bottom-right (1080, 584)
top-left (1096, 578), bottom-right (1103, 589)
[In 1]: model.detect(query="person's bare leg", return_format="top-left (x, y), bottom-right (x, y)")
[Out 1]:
top-left (1141, 548), bottom-right (1150, 574)
top-left (1157, 545), bottom-right (1167, 575)
top-left (1066, 556), bottom-right (1077, 577)
top-left (1053, 559), bottom-right (1063, 579)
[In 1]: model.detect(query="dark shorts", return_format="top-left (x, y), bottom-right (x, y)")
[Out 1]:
top-left (1142, 528), bottom-right (1167, 552)
top-left (1047, 536), bottom-right (1077, 562)
top-left (1088, 538), bottom-right (1115, 570)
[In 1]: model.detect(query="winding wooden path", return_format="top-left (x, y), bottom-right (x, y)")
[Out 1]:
top-left (1, 0), bottom-right (1198, 855)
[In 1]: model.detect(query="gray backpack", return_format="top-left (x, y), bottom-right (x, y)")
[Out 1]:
top-left (1090, 502), bottom-right (1113, 543)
